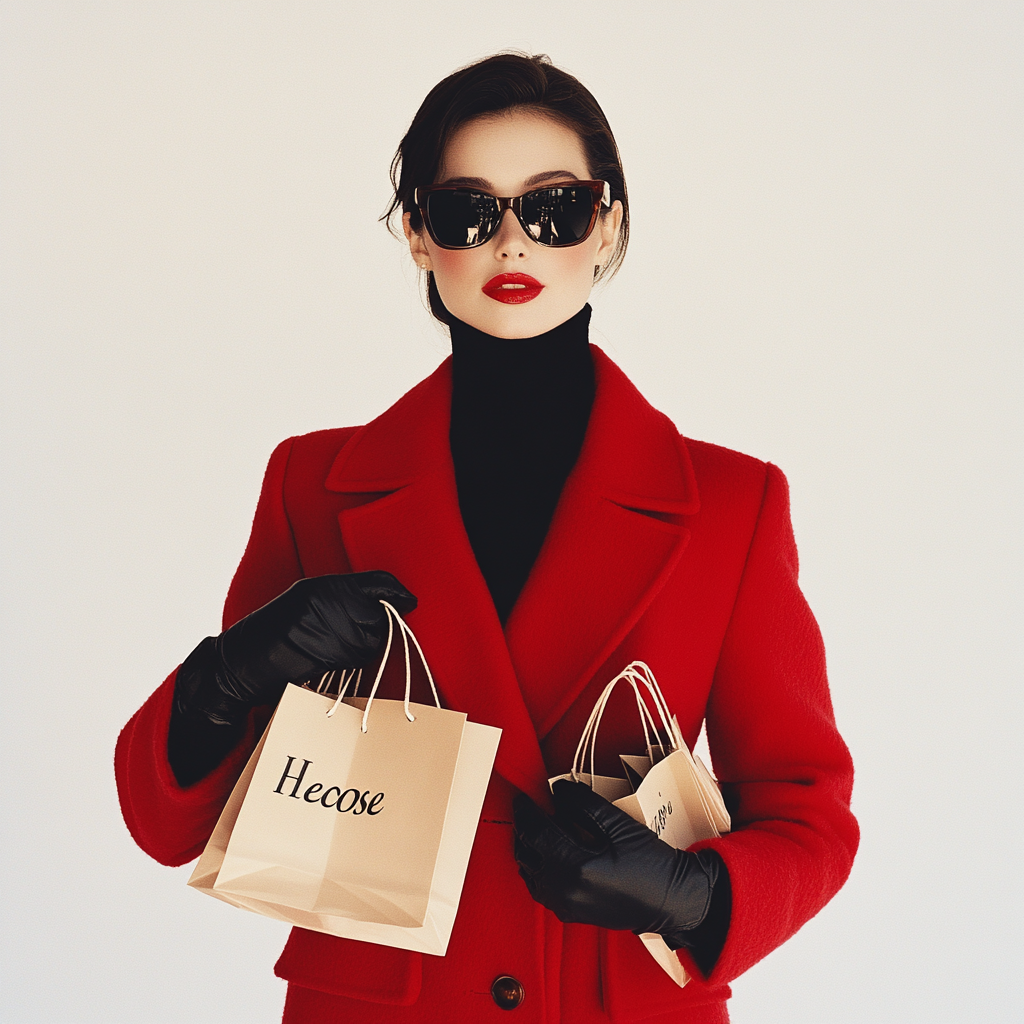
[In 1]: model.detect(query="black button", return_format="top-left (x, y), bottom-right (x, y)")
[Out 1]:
top-left (491, 975), bottom-right (524, 1010)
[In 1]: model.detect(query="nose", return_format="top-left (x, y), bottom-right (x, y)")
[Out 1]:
top-left (492, 208), bottom-right (531, 260)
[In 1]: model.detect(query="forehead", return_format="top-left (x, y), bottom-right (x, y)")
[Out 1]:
top-left (438, 109), bottom-right (591, 192)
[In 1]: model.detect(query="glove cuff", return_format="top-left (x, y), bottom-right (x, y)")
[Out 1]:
top-left (655, 848), bottom-right (720, 944)
top-left (660, 849), bottom-right (732, 979)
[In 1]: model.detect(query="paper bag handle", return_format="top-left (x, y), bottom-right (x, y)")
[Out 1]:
top-left (572, 671), bottom-right (662, 782)
top-left (312, 668), bottom-right (362, 697)
top-left (572, 661), bottom-right (683, 784)
top-left (325, 600), bottom-right (440, 733)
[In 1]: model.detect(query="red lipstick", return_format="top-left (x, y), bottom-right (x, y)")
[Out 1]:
top-left (482, 273), bottom-right (544, 304)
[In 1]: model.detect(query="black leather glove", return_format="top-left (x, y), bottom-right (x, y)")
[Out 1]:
top-left (167, 571), bottom-right (416, 786)
top-left (514, 780), bottom-right (725, 954)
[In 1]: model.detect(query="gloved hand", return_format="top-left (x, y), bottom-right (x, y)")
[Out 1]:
top-left (514, 779), bottom-right (722, 950)
top-left (174, 571), bottom-right (417, 728)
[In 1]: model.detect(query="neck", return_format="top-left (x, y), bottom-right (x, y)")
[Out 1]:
top-left (448, 304), bottom-right (595, 624)
top-left (448, 304), bottom-right (594, 423)
top-left (448, 304), bottom-right (593, 360)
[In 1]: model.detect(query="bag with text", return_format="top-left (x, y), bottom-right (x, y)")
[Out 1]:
top-left (188, 602), bottom-right (501, 955)
top-left (549, 661), bottom-right (730, 988)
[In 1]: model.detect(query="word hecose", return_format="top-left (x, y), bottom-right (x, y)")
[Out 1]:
top-left (274, 756), bottom-right (384, 815)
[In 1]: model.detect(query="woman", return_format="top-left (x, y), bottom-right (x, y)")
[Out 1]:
top-left (116, 53), bottom-right (858, 1023)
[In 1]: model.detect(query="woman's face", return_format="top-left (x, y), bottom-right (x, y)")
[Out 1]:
top-left (403, 108), bottom-right (623, 339)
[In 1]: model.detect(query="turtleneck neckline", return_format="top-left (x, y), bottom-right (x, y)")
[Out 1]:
top-left (448, 303), bottom-right (593, 365)
top-left (448, 303), bottom-right (595, 624)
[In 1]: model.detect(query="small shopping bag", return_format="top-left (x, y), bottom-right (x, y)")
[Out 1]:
top-left (188, 602), bottom-right (501, 954)
top-left (550, 661), bottom-right (730, 988)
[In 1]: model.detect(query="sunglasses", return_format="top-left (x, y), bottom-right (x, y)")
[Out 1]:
top-left (414, 179), bottom-right (611, 250)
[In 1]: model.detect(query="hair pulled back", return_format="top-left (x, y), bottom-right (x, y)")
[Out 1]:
top-left (382, 52), bottom-right (629, 326)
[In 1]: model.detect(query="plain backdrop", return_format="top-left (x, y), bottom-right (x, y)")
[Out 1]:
top-left (2, 3), bottom-right (1021, 1022)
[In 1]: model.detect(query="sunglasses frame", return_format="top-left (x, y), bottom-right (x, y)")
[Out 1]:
top-left (413, 179), bottom-right (611, 250)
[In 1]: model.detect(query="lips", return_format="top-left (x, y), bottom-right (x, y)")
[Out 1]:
top-left (482, 273), bottom-right (544, 304)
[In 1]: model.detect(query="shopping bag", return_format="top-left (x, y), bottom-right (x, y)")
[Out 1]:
top-left (188, 601), bottom-right (501, 954)
top-left (549, 661), bottom-right (730, 988)
top-left (187, 701), bottom-right (501, 955)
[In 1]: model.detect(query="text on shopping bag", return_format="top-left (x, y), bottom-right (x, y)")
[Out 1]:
top-left (646, 792), bottom-right (675, 839)
top-left (274, 756), bottom-right (385, 815)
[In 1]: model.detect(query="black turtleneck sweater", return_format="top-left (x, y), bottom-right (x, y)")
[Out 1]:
top-left (448, 304), bottom-right (595, 624)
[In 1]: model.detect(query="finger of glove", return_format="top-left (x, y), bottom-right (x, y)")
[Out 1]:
top-left (513, 832), bottom-right (544, 875)
top-left (514, 838), bottom-right (582, 921)
top-left (516, 866), bottom-right (575, 920)
top-left (516, 859), bottom-right (554, 910)
top-left (512, 793), bottom-right (552, 846)
top-left (348, 570), bottom-right (418, 616)
top-left (291, 577), bottom-right (390, 665)
top-left (513, 793), bottom-right (591, 867)
top-left (551, 779), bottom-right (653, 849)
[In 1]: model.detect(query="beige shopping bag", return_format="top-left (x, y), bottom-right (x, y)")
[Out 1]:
top-left (550, 661), bottom-right (730, 988)
top-left (188, 602), bottom-right (501, 953)
top-left (188, 706), bottom-right (500, 954)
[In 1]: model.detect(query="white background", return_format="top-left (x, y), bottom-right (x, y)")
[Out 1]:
top-left (2, 3), bottom-right (1021, 1021)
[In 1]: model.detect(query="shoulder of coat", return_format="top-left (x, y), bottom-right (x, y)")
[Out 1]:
top-left (272, 426), bottom-right (363, 487)
top-left (681, 436), bottom-right (771, 507)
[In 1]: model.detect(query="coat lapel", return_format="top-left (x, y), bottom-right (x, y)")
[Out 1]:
top-left (324, 362), bottom-right (550, 801)
top-left (323, 346), bottom-right (699, 797)
top-left (503, 349), bottom-right (699, 737)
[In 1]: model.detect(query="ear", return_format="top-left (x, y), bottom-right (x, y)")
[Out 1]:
top-left (403, 211), bottom-right (434, 272)
top-left (594, 200), bottom-right (623, 271)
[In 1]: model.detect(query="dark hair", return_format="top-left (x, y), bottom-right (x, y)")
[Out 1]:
top-left (382, 52), bottom-right (629, 326)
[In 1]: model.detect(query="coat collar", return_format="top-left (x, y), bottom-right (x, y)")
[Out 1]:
top-left (325, 347), bottom-right (698, 800)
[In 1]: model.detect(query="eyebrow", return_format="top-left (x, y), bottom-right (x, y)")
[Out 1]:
top-left (436, 170), bottom-right (583, 190)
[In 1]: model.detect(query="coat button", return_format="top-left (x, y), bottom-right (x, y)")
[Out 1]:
top-left (491, 975), bottom-right (525, 1010)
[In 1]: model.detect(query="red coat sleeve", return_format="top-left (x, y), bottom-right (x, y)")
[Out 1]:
top-left (114, 438), bottom-right (304, 866)
top-left (689, 462), bottom-right (859, 985)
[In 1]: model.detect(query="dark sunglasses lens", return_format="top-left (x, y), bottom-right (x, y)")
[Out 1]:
top-left (521, 187), bottom-right (596, 246)
top-left (425, 190), bottom-right (500, 247)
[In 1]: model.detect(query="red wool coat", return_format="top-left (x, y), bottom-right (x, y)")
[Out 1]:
top-left (115, 348), bottom-right (858, 1024)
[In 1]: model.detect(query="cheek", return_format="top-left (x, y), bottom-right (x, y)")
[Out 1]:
top-left (430, 248), bottom-right (479, 291)
top-left (552, 242), bottom-right (600, 286)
